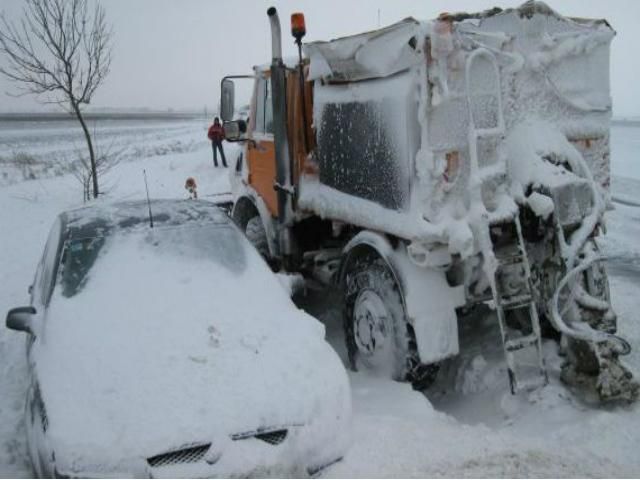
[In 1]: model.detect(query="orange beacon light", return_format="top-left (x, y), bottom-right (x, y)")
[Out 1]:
top-left (291, 12), bottom-right (306, 42)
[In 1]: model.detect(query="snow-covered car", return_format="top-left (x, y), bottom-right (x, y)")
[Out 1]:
top-left (5, 199), bottom-right (351, 478)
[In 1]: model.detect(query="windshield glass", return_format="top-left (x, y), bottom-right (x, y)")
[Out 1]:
top-left (58, 224), bottom-right (246, 298)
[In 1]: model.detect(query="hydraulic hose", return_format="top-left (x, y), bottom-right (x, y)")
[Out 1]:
top-left (549, 254), bottom-right (631, 355)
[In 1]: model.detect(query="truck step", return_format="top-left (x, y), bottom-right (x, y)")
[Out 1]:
top-left (489, 216), bottom-right (548, 395)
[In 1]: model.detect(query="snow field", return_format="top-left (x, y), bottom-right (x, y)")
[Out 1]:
top-left (0, 120), bottom-right (639, 477)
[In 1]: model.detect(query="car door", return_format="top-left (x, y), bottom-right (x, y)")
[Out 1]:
top-left (28, 217), bottom-right (63, 345)
top-left (25, 216), bottom-right (63, 476)
top-left (246, 76), bottom-right (278, 216)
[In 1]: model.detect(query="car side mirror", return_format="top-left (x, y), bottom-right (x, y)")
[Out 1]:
top-left (6, 306), bottom-right (37, 335)
top-left (223, 120), bottom-right (248, 142)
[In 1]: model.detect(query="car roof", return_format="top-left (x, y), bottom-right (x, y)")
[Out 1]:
top-left (60, 199), bottom-right (230, 240)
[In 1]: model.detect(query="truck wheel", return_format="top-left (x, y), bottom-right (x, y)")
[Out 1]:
top-left (245, 216), bottom-right (269, 259)
top-left (343, 253), bottom-right (439, 390)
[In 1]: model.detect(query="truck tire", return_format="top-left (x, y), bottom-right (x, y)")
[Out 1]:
top-left (343, 252), bottom-right (439, 390)
top-left (246, 216), bottom-right (269, 259)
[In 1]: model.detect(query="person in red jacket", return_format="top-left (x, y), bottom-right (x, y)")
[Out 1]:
top-left (207, 117), bottom-right (227, 167)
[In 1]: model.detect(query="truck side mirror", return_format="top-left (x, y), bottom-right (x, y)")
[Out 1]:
top-left (221, 78), bottom-right (235, 122)
top-left (6, 306), bottom-right (37, 335)
top-left (223, 120), bottom-right (247, 142)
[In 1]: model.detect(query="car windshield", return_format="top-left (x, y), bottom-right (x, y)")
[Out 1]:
top-left (58, 224), bottom-right (246, 298)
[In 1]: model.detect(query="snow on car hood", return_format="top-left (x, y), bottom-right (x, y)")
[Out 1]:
top-left (33, 224), bottom-right (350, 468)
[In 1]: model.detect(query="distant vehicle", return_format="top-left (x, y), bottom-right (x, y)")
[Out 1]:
top-left (6, 199), bottom-right (350, 478)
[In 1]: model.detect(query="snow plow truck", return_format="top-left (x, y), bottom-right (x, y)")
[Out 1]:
top-left (219, 1), bottom-right (638, 402)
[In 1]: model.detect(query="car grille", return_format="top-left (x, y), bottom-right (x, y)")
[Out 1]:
top-left (254, 429), bottom-right (288, 445)
top-left (147, 443), bottom-right (210, 468)
top-left (147, 428), bottom-right (290, 469)
top-left (231, 428), bottom-right (288, 446)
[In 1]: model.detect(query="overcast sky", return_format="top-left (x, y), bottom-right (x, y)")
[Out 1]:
top-left (1, 0), bottom-right (639, 116)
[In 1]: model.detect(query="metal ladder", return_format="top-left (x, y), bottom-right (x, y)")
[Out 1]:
top-left (491, 217), bottom-right (548, 394)
top-left (464, 48), bottom-right (547, 393)
top-left (465, 48), bottom-right (505, 184)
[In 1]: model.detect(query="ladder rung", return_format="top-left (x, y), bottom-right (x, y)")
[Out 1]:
top-left (505, 334), bottom-right (539, 352)
top-left (500, 294), bottom-right (532, 309)
top-left (496, 253), bottom-right (523, 265)
top-left (514, 374), bottom-right (548, 392)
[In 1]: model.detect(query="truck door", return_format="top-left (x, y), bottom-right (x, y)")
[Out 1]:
top-left (247, 76), bottom-right (278, 216)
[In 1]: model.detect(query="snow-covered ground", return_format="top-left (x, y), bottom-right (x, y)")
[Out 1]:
top-left (0, 116), bottom-right (207, 187)
top-left (0, 119), bottom-right (639, 477)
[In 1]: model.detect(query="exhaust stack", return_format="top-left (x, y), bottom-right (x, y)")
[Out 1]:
top-left (267, 6), bottom-right (294, 263)
top-left (267, 7), bottom-right (283, 61)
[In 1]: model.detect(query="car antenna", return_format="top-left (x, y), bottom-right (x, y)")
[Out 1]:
top-left (143, 169), bottom-right (154, 228)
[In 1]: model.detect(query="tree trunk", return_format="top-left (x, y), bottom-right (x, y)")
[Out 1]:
top-left (73, 102), bottom-right (99, 198)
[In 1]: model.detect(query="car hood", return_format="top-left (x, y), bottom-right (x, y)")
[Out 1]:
top-left (33, 231), bottom-right (350, 469)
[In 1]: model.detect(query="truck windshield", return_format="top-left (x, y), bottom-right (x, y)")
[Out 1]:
top-left (254, 77), bottom-right (274, 134)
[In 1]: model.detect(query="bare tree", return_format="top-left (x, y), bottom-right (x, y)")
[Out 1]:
top-left (0, 0), bottom-right (112, 198)
top-left (70, 142), bottom-right (123, 202)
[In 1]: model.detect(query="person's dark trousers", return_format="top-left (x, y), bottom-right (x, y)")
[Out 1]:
top-left (212, 140), bottom-right (227, 167)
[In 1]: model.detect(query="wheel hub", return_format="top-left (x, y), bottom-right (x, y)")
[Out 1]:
top-left (353, 290), bottom-right (390, 356)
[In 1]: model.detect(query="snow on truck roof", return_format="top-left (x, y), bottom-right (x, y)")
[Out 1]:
top-left (304, 17), bottom-right (422, 82)
top-left (438, 0), bottom-right (610, 27)
top-left (302, 0), bottom-right (612, 82)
